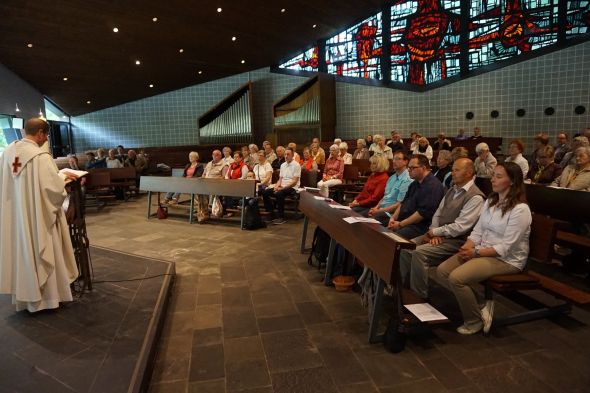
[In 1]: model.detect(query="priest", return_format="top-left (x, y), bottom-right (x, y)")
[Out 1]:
top-left (0, 118), bottom-right (79, 312)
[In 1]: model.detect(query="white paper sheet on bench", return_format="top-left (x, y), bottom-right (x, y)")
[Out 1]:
top-left (343, 217), bottom-right (380, 224)
top-left (404, 303), bottom-right (447, 322)
top-left (329, 204), bottom-right (351, 210)
top-left (314, 196), bottom-right (332, 201)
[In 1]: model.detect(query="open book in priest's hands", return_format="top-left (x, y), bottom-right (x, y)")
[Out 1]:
top-left (59, 168), bottom-right (89, 183)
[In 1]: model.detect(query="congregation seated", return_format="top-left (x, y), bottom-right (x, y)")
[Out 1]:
top-left (222, 146), bottom-right (234, 166)
top-left (125, 149), bottom-right (148, 173)
top-left (288, 142), bottom-right (302, 163)
top-left (339, 142), bottom-right (352, 165)
top-left (474, 142), bottom-right (497, 179)
top-left (311, 139), bottom-right (325, 165)
top-left (365, 134), bottom-right (373, 150)
top-left (248, 144), bottom-right (260, 166)
top-left (241, 145), bottom-right (256, 169)
top-left (529, 132), bottom-right (549, 164)
top-left (386, 131), bottom-right (405, 153)
top-left (317, 144), bottom-right (344, 197)
top-left (353, 138), bottom-right (370, 160)
top-left (223, 150), bottom-right (249, 215)
top-left (433, 132), bottom-right (452, 151)
top-left (116, 145), bottom-right (127, 164)
top-left (253, 150), bottom-right (273, 194)
top-left (348, 155), bottom-right (390, 215)
top-left (412, 137), bottom-right (433, 163)
top-left (526, 145), bottom-right (561, 185)
top-left (436, 162), bottom-right (532, 335)
top-left (262, 141), bottom-right (277, 163)
top-left (433, 150), bottom-right (452, 189)
top-left (85, 151), bottom-right (104, 169)
top-left (387, 154), bottom-right (445, 239)
top-left (559, 136), bottom-right (588, 168)
top-left (551, 146), bottom-right (590, 191)
top-left (370, 134), bottom-right (393, 159)
top-left (106, 148), bottom-right (123, 169)
top-left (456, 128), bottom-right (468, 140)
top-left (505, 139), bottom-right (529, 178)
top-left (271, 146), bottom-right (286, 170)
top-left (262, 147), bottom-right (301, 224)
top-left (553, 132), bottom-right (570, 163)
top-left (300, 146), bottom-right (318, 173)
top-left (164, 151), bottom-right (204, 204)
top-left (399, 158), bottom-right (485, 299)
top-left (368, 151), bottom-right (412, 226)
top-left (471, 127), bottom-right (483, 140)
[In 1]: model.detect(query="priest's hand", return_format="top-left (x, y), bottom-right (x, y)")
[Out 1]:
top-left (63, 172), bottom-right (78, 182)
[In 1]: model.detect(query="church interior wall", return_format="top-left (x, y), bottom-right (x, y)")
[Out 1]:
top-left (68, 40), bottom-right (590, 153)
top-left (0, 62), bottom-right (45, 121)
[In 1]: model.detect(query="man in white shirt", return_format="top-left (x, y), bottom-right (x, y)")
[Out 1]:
top-left (262, 147), bottom-right (301, 224)
top-left (399, 158), bottom-right (485, 299)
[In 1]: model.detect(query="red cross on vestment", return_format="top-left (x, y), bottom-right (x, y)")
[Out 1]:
top-left (12, 157), bottom-right (22, 173)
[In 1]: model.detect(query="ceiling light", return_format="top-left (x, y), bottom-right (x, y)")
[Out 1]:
top-left (149, 84), bottom-right (154, 88)
top-left (63, 77), bottom-right (68, 81)
top-left (313, 24), bottom-right (317, 28)
top-left (38, 109), bottom-right (44, 117)
top-left (86, 101), bottom-right (91, 104)
top-left (198, 70), bottom-right (203, 74)
top-left (231, 36), bottom-right (237, 41)
top-left (281, 8), bottom-right (286, 13)
top-left (241, 59), bottom-right (245, 64)
top-left (135, 60), bottom-right (141, 65)
top-left (217, 7), bottom-right (222, 12)
top-left (113, 27), bottom-right (119, 33)
top-left (15, 103), bottom-right (20, 112)
top-left (27, 43), bottom-right (33, 48)
top-left (179, 48), bottom-right (184, 53)
top-left (152, 17), bottom-right (158, 22)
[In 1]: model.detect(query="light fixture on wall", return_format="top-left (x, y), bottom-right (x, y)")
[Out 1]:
top-left (15, 103), bottom-right (20, 112)
top-left (38, 109), bottom-right (44, 117)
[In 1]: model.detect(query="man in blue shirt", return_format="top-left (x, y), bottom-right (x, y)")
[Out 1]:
top-left (367, 151), bottom-right (413, 226)
top-left (388, 154), bottom-right (446, 239)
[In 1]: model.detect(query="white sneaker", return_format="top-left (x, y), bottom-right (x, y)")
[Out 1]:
top-left (481, 300), bottom-right (494, 335)
top-left (456, 322), bottom-right (483, 335)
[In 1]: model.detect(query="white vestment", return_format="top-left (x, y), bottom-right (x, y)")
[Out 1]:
top-left (0, 139), bottom-right (79, 312)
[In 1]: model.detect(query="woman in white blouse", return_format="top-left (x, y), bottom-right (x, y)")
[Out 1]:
top-left (339, 142), bottom-right (353, 165)
top-left (437, 162), bottom-right (532, 335)
top-left (412, 137), bottom-right (433, 163)
top-left (252, 151), bottom-right (273, 193)
top-left (504, 139), bottom-right (529, 178)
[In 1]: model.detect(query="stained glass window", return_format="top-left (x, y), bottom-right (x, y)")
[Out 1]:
top-left (391, 0), bottom-right (462, 85)
top-left (468, 0), bottom-right (559, 70)
top-left (565, 1), bottom-right (590, 39)
top-left (325, 13), bottom-right (383, 79)
top-left (278, 46), bottom-right (319, 72)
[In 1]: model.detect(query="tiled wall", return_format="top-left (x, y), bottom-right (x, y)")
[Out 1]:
top-left (72, 41), bottom-right (590, 154)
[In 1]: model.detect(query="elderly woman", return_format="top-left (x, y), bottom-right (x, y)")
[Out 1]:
top-left (301, 146), bottom-right (318, 172)
top-left (451, 146), bottom-right (469, 162)
top-left (409, 132), bottom-right (420, 151)
top-left (223, 150), bottom-right (249, 216)
top-left (253, 150), bottom-right (273, 193)
top-left (348, 155), bottom-right (390, 215)
top-left (317, 144), bottom-right (344, 197)
top-left (106, 148), bottom-right (123, 168)
top-left (412, 137), bottom-right (433, 162)
top-left (504, 139), bottom-right (529, 178)
top-left (437, 162), bottom-right (532, 335)
top-left (353, 138), bottom-right (370, 160)
top-left (560, 136), bottom-right (589, 168)
top-left (164, 151), bottom-right (204, 204)
top-left (339, 142), bottom-right (353, 165)
top-left (370, 134), bottom-right (394, 159)
top-left (551, 146), bottom-right (590, 191)
top-left (433, 149), bottom-right (453, 188)
top-left (222, 146), bottom-right (234, 166)
top-left (474, 142), bottom-right (497, 179)
top-left (527, 145), bottom-right (562, 184)
top-left (311, 143), bottom-right (325, 165)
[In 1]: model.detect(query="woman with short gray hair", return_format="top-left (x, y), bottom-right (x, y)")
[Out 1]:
top-left (353, 138), bottom-right (370, 160)
top-left (551, 146), bottom-right (590, 191)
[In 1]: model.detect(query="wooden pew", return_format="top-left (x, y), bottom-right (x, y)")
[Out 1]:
top-left (139, 176), bottom-right (256, 228)
top-left (298, 192), bottom-right (447, 343)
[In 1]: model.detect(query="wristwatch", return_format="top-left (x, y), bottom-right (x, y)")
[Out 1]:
top-left (474, 247), bottom-right (481, 258)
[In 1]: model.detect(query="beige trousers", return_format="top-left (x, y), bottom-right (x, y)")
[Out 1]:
top-left (436, 255), bottom-right (520, 328)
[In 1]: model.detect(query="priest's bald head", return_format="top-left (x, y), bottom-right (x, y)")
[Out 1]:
top-left (24, 118), bottom-right (49, 146)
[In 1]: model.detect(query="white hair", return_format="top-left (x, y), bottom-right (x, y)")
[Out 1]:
top-left (356, 138), bottom-right (366, 146)
top-left (334, 138), bottom-right (342, 144)
top-left (475, 142), bottom-right (490, 154)
top-left (339, 142), bottom-right (348, 150)
top-left (329, 144), bottom-right (339, 151)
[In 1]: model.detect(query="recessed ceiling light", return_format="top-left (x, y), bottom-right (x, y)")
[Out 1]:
top-left (231, 36), bottom-right (237, 41)
top-left (152, 17), bottom-right (158, 22)
top-left (313, 24), bottom-right (317, 28)
top-left (113, 27), bottom-right (119, 33)
top-left (281, 8), bottom-right (286, 13)
top-left (27, 43), bottom-right (33, 48)
top-left (63, 77), bottom-right (68, 81)
top-left (241, 59), bottom-right (245, 64)
top-left (135, 60), bottom-right (141, 65)
top-left (86, 101), bottom-right (91, 104)
top-left (217, 7), bottom-right (222, 12)
top-left (179, 48), bottom-right (184, 53)
top-left (149, 84), bottom-right (154, 88)
top-left (198, 70), bottom-right (203, 74)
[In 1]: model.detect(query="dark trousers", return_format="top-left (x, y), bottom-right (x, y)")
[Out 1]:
top-left (262, 187), bottom-right (296, 218)
top-left (352, 206), bottom-right (370, 216)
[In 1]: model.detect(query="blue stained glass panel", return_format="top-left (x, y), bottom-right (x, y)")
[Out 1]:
top-left (565, 1), bottom-right (590, 38)
top-left (279, 46), bottom-right (319, 72)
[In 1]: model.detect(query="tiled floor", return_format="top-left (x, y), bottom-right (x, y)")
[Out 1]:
top-left (84, 196), bottom-right (590, 393)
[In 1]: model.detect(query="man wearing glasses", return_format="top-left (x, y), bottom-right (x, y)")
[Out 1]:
top-left (387, 154), bottom-right (445, 239)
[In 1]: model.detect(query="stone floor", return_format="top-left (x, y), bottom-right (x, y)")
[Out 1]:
top-left (85, 195), bottom-right (590, 393)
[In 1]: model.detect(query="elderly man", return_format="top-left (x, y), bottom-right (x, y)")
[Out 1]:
top-left (196, 150), bottom-right (226, 223)
top-left (368, 151), bottom-right (413, 226)
top-left (559, 136), bottom-right (588, 168)
top-left (399, 158), bottom-right (485, 299)
top-left (553, 132), bottom-right (570, 163)
top-left (272, 145), bottom-right (286, 170)
top-left (386, 131), bottom-right (405, 153)
top-left (0, 118), bottom-right (79, 312)
top-left (262, 147), bottom-right (301, 224)
top-left (474, 142), bottom-right (497, 178)
top-left (125, 149), bottom-right (147, 173)
top-left (433, 132), bottom-right (452, 151)
top-left (387, 155), bottom-right (445, 239)
top-left (263, 141), bottom-right (277, 164)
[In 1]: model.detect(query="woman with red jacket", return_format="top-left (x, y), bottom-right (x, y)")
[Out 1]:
top-left (223, 151), bottom-right (249, 216)
top-left (349, 155), bottom-right (389, 215)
